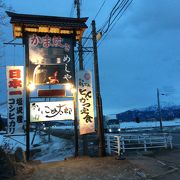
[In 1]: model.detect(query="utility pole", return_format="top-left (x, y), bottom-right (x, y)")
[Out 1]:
top-left (92, 20), bottom-right (105, 157)
top-left (75, 0), bottom-right (88, 156)
top-left (75, 0), bottom-right (83, 70)
top-left (157, 88), bottom-right (163, 131)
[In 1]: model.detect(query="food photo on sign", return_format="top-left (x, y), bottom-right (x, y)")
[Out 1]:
top-left (28, 34), bottom-right (75, 85)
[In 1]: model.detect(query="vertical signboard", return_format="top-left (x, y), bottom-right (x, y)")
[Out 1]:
top-left (6, 66), bottom-right (24, 134)
top-left (78, 70), bottom-right (95, 135)
top-left (28, 33), bottom-right (75, 85)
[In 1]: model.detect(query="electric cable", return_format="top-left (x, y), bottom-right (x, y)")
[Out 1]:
top-left (70, 1), bottom-right (75, 17)
top-left (98, 0), bottom-right (133, 47)
top-left (99, 0), bottom-right (125, 33)
top-left (83, 0), bottom-right (133, 68)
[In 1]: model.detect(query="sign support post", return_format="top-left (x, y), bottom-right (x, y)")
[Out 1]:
top-left (24, 35), bottom-right (30, 161)
top-left (73, 90), bottom-right (79, 157)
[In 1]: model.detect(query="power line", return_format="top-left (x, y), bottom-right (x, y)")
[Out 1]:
top-left (82, 0), bottom-right (107, 38)
top-left (75, 0), bottom-right (134, 69)
top-left (99, 0), bottom-right (124, 33)
top-left (103, 0), bottom-right (130, 33)
top-left (74, 0), bottom-right (109, 67)
top-left (94, 0), bottom-right (107, 20)
top-left (81, 0), bottom-right (108, 48)
top-left (83, 0), bottom-right (133, 68)
top-left (70, 1), bottom-right (75, 17)
top-left (98, 0), bottom-right (133, 47)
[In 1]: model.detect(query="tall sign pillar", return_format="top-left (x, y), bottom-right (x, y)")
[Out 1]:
top-left (7, 11), bottom-right (88, 160)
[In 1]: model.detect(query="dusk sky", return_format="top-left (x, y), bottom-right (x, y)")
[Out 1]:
top-left (1, 0), bottom-right (180, 115)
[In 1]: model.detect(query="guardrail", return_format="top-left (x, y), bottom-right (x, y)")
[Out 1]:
top-left (105, 133), bottom-right (173, 156)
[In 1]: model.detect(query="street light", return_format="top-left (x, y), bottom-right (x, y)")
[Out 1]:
top-left (64, 83), bottom-right (73, 91)
top-left (71, 88), bottom-right (76, 94)
top-left (28, 81), bottom-right (36, 91)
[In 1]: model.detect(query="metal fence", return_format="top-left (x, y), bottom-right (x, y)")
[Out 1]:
top-left (105, 133), bottom-right (173, 156)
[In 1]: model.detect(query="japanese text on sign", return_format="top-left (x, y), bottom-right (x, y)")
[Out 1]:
top-left (30, 34), bottom-right (70, 51)
top-left (78, 71), bottom-right (95, 135)
top-left (28, 33), bottom-right (75, 85)
top-left (6, 66), bottom-right (24, 134)
top-left (30, 101), bottom-right (74, 122)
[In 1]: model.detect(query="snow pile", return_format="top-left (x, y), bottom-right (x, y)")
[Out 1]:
top-left (0, 134), bottom-right (26, 153)
top-left (0, 132), bottom-right (74, 163)
top-left (31, 133), bottom-right (74, 162)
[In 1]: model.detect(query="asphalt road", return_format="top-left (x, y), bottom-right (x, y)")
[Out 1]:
top-left (14, 126), bottom-right (180, 179)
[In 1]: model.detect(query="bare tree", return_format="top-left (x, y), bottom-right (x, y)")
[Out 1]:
top-left (0, 0), bottom-right (12, 26)
top-left (0, 0), bottom-right (13, 57)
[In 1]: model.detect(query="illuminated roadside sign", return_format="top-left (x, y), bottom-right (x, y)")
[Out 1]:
top-left (30, 100), bottom-right (74, 122)
top-left (78, 70), bottom-right (95, 135)
top-left (6, 66), bottom-right (24, 134)
top-left (28, 34), bottom-right (75, 85)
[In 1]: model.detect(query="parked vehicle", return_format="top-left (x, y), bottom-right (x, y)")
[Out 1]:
top-left (104, 118), bottom-right (121, 133)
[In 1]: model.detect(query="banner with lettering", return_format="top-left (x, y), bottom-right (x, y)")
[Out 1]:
top-left (30, 100), bottom-right (74, 122)
top-left (6, 66), bottom-right (24, 134)
top-left (28, 33), bottom-right (75, 85)
top-left (78, 70), bottom-right (95, 135)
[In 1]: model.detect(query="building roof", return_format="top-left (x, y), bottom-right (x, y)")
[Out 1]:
top-left (6, 11), bottom-right (88, 40)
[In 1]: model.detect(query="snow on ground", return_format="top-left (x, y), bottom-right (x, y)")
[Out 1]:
top-left (0, 133), bottom-right (27, 152)
top-left (1, 119), bottom-right (180, 163)
top-left (0, 131), bottom-right (74, 163)
top-left (120, 119), bottom-right (180, 129)
top-left (31, 133), bottom-right (74, 162)
top-left (50, 119), bottom-right (180, 130)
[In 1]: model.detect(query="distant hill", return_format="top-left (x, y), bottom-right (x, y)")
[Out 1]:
top-left (116, 105), bottom-right (180, 122)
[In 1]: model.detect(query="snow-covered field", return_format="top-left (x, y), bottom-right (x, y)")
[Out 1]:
top-left (120, 119), bottom-right (180, 129)
top-left (1, 119), bottom-right (180, 162)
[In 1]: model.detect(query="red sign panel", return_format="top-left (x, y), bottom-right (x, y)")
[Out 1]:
top-left (38, 89), bottom-right (65, 97)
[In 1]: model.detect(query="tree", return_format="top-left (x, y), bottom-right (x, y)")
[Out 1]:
top-left (0, 0), bottom-right (12, 26)
top-left (0, 0), bottom-right (12, 46)
top-left (0, 1), bottom-right (13, 116)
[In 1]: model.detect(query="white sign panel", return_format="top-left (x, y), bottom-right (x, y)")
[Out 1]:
top-left (6, 66), bottom-right (24, 134)
top-left (78, 70), bottom-right (95, 135)
top-left (30, 101), bottom-right (74, 122)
